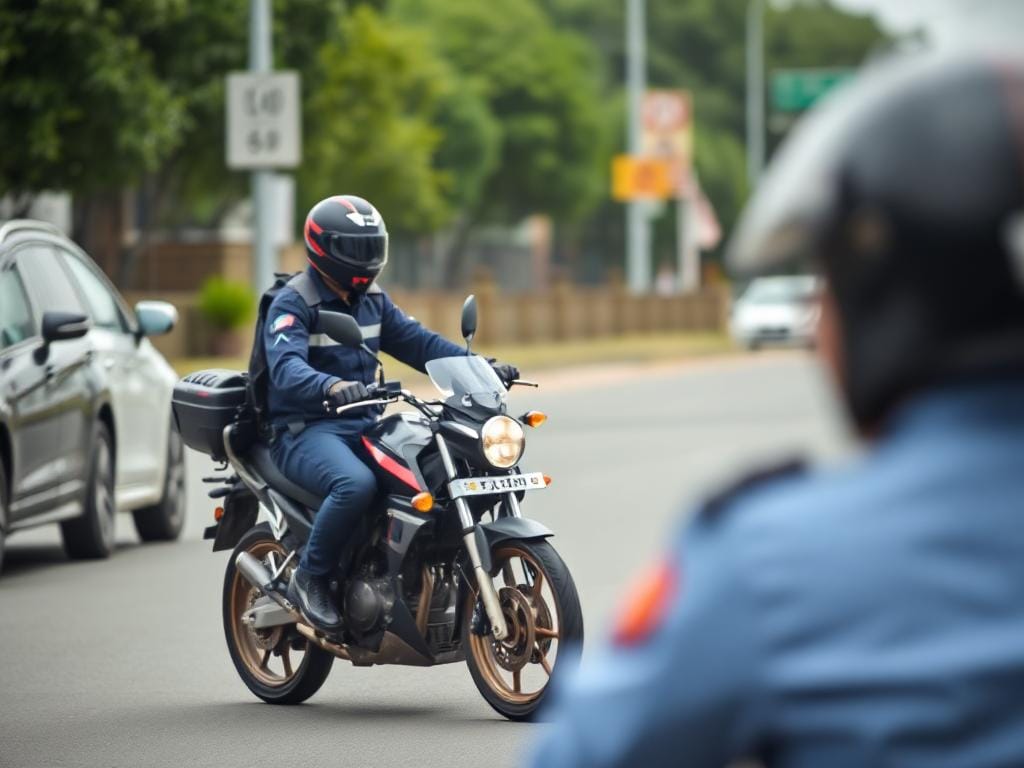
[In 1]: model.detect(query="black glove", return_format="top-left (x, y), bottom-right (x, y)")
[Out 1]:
top-left (490, 361), bottom-right (520, 386)
top-left (327, 380), bottom-right (370, 408)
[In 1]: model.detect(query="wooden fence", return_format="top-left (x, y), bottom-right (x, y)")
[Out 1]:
top-left (124, 276), bottom-right (729, 360)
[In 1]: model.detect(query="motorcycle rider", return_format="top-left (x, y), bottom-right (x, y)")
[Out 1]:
top-left (266, 195), bottom-right (518, 634)
top-left (530, 52), bottom-right (1024, 766)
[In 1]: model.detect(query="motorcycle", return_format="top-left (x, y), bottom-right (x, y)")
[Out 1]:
top-left (171, 295), bottom-right (582, 720)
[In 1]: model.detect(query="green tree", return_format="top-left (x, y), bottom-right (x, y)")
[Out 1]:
top-left (392, 0), bottom-right (609, 280)
top-left (299, 6), bottom-right (478, 235)
top-left (0, 0), bottom-right (185, 204)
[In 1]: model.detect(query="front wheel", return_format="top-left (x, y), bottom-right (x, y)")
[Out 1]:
top-left (464, 538), bottom-right (583, 721)
top-left (223, 523), bottom-right (334, 704)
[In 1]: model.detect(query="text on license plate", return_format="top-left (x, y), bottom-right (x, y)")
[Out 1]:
top-left (449, 472), bottom-right (547, 498)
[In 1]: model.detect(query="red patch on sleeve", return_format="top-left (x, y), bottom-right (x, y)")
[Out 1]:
top-left (612, 560), bottom-right (680, 647)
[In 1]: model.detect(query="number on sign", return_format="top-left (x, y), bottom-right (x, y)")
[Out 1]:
top-left (244, 86), bottom-right (285, 118)
top-left (246, 129), bottom-right (281, 154)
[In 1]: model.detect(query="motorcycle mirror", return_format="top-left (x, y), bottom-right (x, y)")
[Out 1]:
top-left (461, 295), bottom-right (477, 351)
top-left (319, 311), bottom-right (364, 348)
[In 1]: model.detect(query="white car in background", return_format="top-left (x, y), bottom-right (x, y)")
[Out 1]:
top-left (730, 275), bottom-right (821, 350)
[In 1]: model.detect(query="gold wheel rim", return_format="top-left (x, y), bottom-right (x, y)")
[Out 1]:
top-left (229, 539), bottom-right (305, 688)
top-left (467, 545), bottom-right (562, 706)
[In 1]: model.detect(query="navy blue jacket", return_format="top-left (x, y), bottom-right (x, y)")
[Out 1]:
top-left (265, 267), bottom-right (463, 429)
top-left (530, 376), bottom-right (1024, 768)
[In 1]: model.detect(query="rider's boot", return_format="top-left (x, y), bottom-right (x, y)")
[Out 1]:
top-left (288, 566), bottom-right (343, 635)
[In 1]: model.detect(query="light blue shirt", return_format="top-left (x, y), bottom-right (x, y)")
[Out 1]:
top-left (531, 375), bottom-right (1024, 768)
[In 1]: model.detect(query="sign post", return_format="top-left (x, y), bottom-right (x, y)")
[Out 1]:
top-left (226, 0), bottom-right (302, 294)
top-left (625, 0), bottom-right (650, 294)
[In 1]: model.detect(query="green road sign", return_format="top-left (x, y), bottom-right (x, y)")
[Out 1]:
top-left (771, 68), bottom-right (855, 113)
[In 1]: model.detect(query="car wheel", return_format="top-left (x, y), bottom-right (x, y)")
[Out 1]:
top-left (61, 422), bottom-right (116, 559)
top-left (133, 417), bottom-right (186, 542)
top-left (0, 459), bottom-right (7, 576)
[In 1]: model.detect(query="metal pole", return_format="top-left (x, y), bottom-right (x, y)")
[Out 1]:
top-left (625, 0), bottom-right (650, 295)
top-left (250, 0), bottom-right (275, 293)
top-left (745, 0), bottom-right (765, 189)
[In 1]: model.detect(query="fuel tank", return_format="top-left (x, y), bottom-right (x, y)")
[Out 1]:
top-left (361, 412), bottom-right (434, 496)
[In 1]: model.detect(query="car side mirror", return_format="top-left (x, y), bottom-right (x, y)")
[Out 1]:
top-left (41, 311), bottom-right (90, 344)
top-left (135, 301), bottom-right (177, 338)
top-left (319, 311), bottom-right (365, 349)
top-left (461, 294), bottom-right (477, 350)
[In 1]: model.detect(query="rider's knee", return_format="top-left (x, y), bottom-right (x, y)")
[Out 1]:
top-left (328, 465), bottom-right (377, 507)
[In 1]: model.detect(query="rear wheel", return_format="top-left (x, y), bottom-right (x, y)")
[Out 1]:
top-left (464, 539), bottom-right (583, 721)
top-left (223, 523), bottom-right (333, 704)
top-left (61, 422), bottom-right (116, 559)
top-left (133, 417), bottom-right (186, 541)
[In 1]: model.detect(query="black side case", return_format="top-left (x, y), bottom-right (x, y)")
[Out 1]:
top-left (172, 369), bottom-right (250, 460)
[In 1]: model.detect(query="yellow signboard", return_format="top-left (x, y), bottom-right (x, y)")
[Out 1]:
top-left (612, 155), bottom-right (675, 201)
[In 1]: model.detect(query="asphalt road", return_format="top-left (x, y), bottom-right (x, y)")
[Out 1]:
top-left (0, 353), bottom-right (848, 768)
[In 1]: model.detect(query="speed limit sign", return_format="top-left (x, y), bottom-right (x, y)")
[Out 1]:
top-left (226, 71), bottom-right (301, 169)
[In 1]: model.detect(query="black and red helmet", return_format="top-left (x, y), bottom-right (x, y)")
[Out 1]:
top-left (303, 195), bottom-right (388, 293)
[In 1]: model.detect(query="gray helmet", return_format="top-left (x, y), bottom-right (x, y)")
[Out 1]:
top-left (728, 52), bottom-right (1024, 429)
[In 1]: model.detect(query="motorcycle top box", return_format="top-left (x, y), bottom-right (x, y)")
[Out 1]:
top-left (172, 369), bottom-right (248, 460)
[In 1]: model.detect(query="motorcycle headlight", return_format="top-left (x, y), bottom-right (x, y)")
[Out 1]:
top-left (481, 415), bottom-right (525, 468)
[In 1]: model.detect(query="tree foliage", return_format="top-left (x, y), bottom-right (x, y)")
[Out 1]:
top-left (0, 0), bottom-right (186, 199)
top-left (299, 6), bottom-right (477, 233)
top-left (391, 0), bottom-right (608, 226)
top-left (0, 0), bottom-right (892, 283)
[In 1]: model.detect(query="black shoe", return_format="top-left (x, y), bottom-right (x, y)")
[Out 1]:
top-left (288, 567), bottom-right (343, 634)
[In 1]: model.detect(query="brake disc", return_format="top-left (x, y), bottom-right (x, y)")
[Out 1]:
top-left (491, 587), bottom-right (536, 672)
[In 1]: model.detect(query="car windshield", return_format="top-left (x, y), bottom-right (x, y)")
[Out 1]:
top-left (426, 354), bottom-right (506, 409)
top-left (742, 276), bottom-right (819, 305)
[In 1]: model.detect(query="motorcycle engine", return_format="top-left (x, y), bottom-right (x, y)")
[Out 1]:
top-left (344, 576), bottom-right (396, 636)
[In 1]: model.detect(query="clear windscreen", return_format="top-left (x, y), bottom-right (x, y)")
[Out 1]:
top-left (426, 355), bottom-right (506, 408)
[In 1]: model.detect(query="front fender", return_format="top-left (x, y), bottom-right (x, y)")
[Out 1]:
top-left (454, 517), bottom-right (554, 639)
top-left (478, 516), bottom-right (553, 549)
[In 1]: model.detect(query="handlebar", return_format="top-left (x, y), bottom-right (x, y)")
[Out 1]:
top-left (323, 376), bottom-right (539, 417)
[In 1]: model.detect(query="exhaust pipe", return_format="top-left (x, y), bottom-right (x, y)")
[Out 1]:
top-left (235, 551), bottom-right (299, 618)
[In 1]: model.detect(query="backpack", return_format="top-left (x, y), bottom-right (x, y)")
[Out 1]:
top-left (245, 271), bottom-right (322, 439)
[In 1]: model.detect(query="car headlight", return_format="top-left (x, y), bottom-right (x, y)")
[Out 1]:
top-left (481, 415), bottom-right (525, 468)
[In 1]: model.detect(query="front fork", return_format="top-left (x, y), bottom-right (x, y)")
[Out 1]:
top-left (435, 434), bottom-right (510, 641)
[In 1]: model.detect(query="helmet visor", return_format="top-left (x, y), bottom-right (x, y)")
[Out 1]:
top-left (325, 233), bottom-right (389, 268)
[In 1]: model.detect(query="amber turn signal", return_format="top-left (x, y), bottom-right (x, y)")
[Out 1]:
top-left (411, 492), bottom-right (434, 512)
top-left (523, 411), bottom-right (547, 428)
top-left (543, 475), bottom-right (553, 487)
top-left (214, 506), bottom-right (225, 521)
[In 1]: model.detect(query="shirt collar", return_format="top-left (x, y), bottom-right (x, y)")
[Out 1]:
top-left (884, 373), bottom-right (1024, 441)
top-left (306, 266), bottom-right (348, 306)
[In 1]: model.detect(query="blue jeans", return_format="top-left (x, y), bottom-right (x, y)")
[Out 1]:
top-left (270, 420), bottom-right (378, 576)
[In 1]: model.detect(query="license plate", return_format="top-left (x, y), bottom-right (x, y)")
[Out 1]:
top-left (449, 472), bottom-right (547, 498)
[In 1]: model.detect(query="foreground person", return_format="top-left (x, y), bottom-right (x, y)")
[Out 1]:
top-left (530, 52), bottom-right (1024, 767)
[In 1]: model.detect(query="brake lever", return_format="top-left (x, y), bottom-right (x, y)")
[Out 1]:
top-left (510, 379), bottom-right (539, 388)
top-left (333, 397), bottom-right (395, 416)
